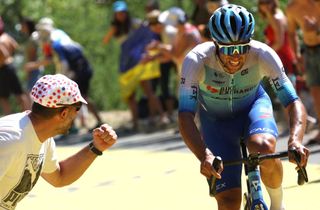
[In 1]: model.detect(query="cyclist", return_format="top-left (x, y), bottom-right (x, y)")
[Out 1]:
top-left (178, 4), bottom-right (310, 210)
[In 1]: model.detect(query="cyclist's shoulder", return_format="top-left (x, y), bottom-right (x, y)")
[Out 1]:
top-left (189, 41), bottom-right (215, 57)
top-left (249, 40), bottom-right (269, 51)
top-left (249, 40), bottom-right (279, 60)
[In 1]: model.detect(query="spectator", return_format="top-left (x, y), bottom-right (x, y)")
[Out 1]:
top-left (0, 16), bottom-right (30, 115)
top-left (286, 0), bottom-right (320, 144)
top-left (191, 0), bottom-right (212, 26)
top-left (20, 17), bottom-right (42, 92)
top-left (197, 0), bottom-right (229, 43)
top-left (154, 7), bottom-right (202, 73)
top-left (25, 17), bottom-right (103, 130)
top-left (259, 0), bottom-right (298, 82)
top-left (146, 9), bottom-right (178, 121)
top-left (258, 0), bottom-right (299, 135)
top-left (145, 0), bottom-right (160, 13)
top-left (206, 0), bottom-right (229, 14)
top-left (0, 74), bottom-right (116, 209)
top-left (103, 1), bottom-right (169, 131)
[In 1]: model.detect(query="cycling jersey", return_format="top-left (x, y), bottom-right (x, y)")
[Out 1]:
top-left (179, 40), bottom-right (298, 118)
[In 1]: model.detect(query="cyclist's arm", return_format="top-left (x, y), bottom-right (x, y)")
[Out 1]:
top-left (178, 50), bottom-right (220, 179)
top-left (260, 46), bottom-right (309, 166)
top-left (179, 112), bottom-right (208, 161)
top-left (285, 100), bottom-right (308, 166)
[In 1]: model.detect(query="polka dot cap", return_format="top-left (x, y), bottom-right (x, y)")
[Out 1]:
top-left (30, 74), bottom-right (87, 108)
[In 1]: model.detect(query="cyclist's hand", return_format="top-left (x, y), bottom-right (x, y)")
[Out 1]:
top-left (288, 141), bottom-right (310, 167)
top-left (200, 149), bottom-right (223, 179)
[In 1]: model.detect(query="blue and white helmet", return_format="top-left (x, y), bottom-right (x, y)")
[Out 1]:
top-left (208, 4), bottom-right (255, 44)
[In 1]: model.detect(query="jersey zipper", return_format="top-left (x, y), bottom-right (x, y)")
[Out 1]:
top-left (230, 75), bottom-right (234, 113)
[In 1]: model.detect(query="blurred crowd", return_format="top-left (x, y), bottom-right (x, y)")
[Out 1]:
top-left (0, 0), bottom-right (319, 143)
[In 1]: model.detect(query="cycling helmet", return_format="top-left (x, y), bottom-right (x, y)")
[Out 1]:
top-left (208, 4), bottom-right (255, 44)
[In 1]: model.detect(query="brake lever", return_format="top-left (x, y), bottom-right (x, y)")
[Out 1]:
top-left (208, 156), bottom-right (222, 197)
top-left (289, 148), bottom-right (308, 185)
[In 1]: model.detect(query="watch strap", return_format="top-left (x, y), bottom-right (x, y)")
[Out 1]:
top-left (89, 142), bottom-right (103, 156)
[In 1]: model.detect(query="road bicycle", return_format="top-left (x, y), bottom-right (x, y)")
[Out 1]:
top-left (207, 139), bottom-right (308, 210)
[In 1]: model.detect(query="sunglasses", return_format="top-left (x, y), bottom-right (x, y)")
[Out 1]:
top-left (73, 104), bottom-right (82, 112)
top-left (217, 43), bottom-right (251, 56)
top-left (57, 103), bottom-right (82, 112)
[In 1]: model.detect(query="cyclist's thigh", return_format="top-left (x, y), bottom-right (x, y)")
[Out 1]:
top-left (245, 92), bottom-right (278, 138)
top-left (244, 92), bottom-right (278, 152)
top-left (199, 109), bottom-right (244, 194)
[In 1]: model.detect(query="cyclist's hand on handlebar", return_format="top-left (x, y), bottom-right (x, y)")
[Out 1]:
top-left (288, 141), bottom-right (310, 167)
top-left (200, 149), bottom-right (223, 179)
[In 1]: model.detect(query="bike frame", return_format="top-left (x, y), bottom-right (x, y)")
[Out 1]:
top-left (208, 138), bottom-right (303, 210)
top-left (241, 140), bottom-right (269, 210)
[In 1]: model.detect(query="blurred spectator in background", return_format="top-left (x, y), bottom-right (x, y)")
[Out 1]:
top-left (145, 0), bottom-right (160, 13)
top-left (197, 0), bottom-right (229, 43)
top-left (258, 0), bottom-right (298, 80)
top-left (191, 0), bottom-right (211, 26)
top-left (258, 0), bottom-right (300, 135)
top-left (0, 16), bottom-right (30, 115)
top-left (146, 9), bottom-right (177, 122)
top-left (25, 17), bottom-right (103, 131)
top-left (286, 0), bottom-right (320, 144)
top-left (151, 7), bottom-right (202, 73)
top-left (103, 1), bottom-right (169, 131)
top-left (206, 0), bottom-right (229, 14)
top-left (20, 17), bottom-right (42, 92)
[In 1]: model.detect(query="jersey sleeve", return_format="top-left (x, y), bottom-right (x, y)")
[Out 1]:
top-left (0, 146), bottom-right (17, 181)
top-left (259, 46), bottom-right (298, 107)
top-left (52, 41), bottom-right (67, 61)
top-left (178, 50), bottom-right (203, 113)
top-left (42, 138), bottom-right (59, 174)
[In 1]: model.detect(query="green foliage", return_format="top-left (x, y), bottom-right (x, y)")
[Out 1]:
top-left (0, 0), bottom-right (284, 112)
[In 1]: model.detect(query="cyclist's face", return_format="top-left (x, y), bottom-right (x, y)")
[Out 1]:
top-left (216, 42), bottom-right (250, 74)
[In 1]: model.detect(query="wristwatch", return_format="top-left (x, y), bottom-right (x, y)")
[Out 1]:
top-left (89, 142), bottom-right (103, 156)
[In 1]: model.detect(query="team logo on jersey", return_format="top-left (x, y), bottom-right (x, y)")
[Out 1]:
top-left (1, 154), bottom-right (44, 209)
top-left (211, 80), bottom-right (225, 84)
top-left (206, 85), bottom-right (219, 93)
top-left (241, 69), bottom-right (249, 75)
top-left (271, 77), bottom-right (283, 90)
top-left (216, 182), bottom-right (227, 191)
top-left (259, 107), bottom-right (273, 119)
top-left (214, 72), bottom-right (224, 78)
top-left (180, 77), bottom-right (186, 85)
top-left (189, 85), bottom-right (198, 100)
top-left (249, 127), bottom-right (276, 135)
top-left (219, 85), bottom-right (255, 95)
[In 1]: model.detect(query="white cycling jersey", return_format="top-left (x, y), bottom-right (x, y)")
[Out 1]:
top-left (179, 40), bottom-right (298, 118)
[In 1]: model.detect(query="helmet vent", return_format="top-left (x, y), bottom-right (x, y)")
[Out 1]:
top-left (238, 12), bottom-right (246, 40)
top-left (220, 13), bottom-right (232, 42)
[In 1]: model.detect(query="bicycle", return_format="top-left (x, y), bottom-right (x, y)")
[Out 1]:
top-left (207, 139), bottom-right (308, 210)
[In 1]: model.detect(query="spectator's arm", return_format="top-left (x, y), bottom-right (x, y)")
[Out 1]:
top-left (102, 26), bottom-right (116, 45)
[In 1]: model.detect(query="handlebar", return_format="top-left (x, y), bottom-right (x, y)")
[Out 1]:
top-left (211, 149), bottom-right (308, 186)
top-left (290, 149), bottom-right (309, 185)
top-left (207, 157), bottom-right (222, 197)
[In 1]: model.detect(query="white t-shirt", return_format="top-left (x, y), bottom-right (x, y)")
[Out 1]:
top-left (0, 112), bottom-right (58, 210)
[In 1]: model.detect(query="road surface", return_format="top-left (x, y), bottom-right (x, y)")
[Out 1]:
top-left (18, 126), bottom-right (320, 210)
